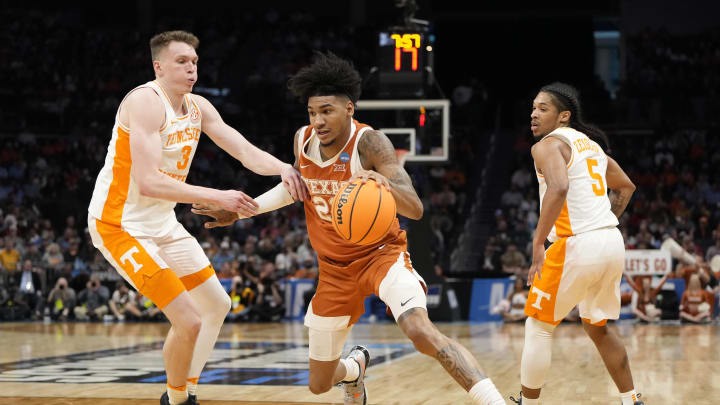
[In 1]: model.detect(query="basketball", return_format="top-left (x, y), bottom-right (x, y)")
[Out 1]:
top-left (331, 179), bottom-right (396, 245)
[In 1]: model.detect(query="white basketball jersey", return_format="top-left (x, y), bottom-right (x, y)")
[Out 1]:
top-left (88, 81), bottom-right (202, 236)
top-left (536, 127), bottom-right (618, 242)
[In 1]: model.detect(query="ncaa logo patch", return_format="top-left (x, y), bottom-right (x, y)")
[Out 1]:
top-left (339, 152), bottom-right (350, 162)
top-left (190, 106), bottom-right (200, 123)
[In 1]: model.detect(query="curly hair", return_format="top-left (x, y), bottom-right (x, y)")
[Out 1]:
top-left (287, 51), bottom-right (362, 104)
top-left (540, 82), bottom-right (611, 153)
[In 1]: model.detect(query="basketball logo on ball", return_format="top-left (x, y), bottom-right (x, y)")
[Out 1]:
top-left (331, 179), bottom-right (396, 245)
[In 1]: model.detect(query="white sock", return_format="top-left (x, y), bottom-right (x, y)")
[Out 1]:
top-left (339, 357), bottom-right (360, 382)
top-left (468, 378), bottom-right (505, 405)
top-left (167, 384), bottom-right (188, 405)
top-left (620, 390), bottom-right (639, 405)
top-left (521, 394), bottom-right (540, 405)
top-left (187, 276), bottom-right (231, 379)
top-left (186, 377), bottom-right (199, 396)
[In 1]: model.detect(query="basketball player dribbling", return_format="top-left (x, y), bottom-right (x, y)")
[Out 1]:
top-left (87, 30), bottom-right (308, 405)
top-left (510, 82), bottom-right (643, 405)
top-left (193, 52), bottom-right (505, 404)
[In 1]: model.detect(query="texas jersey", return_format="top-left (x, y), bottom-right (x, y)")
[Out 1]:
top-left (88, 80), bottom-right (202, 236)
top-left (536, 127), bottom-right (619, 242)
top-left (298, 120), bottom-right (407, 264)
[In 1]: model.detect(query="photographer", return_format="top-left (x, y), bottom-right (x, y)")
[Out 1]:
top-left (74, 275), bottom-right (109, 321)
top-left (47, 277), bottom-right (76, 321)
top-left (108, 280), bottom-right (141, 321)
top-left (248, 261), bottom-right (284, 322)
top-left (226, 275), bottom-right (256, 322)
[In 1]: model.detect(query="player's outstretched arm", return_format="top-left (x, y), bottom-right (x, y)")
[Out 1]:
top-left (605, 156), bottom-right (636, 219)
top-left (126, 89), bottom-right (258, 217)
top-left (191, 129), bottom-right (307, 228)
top-left (352, 130), bottom-right (423, 220)
top-left (527, 137), bottom-right (570, 284)
top-left (193, 95), bottom-right (308, 201)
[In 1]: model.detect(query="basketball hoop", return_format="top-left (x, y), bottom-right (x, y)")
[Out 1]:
top-left (395, 149), bottom-right (409, 165)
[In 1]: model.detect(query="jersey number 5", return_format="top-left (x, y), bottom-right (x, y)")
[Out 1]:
top-left (177, 145), bottom-right (192, 170)
top-left (586, 158), bottom-right (606, 196)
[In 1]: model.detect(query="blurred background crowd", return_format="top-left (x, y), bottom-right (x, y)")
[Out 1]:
top-left (1, 2), bottom-right (718, 324)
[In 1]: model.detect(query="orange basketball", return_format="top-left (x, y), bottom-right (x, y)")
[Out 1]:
top-left (332, 179), bottom-right (396, 245)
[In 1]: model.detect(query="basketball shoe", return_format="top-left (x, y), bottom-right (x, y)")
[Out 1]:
top-left (510, 392), bottom-right (645, 404)
top-left (342, 345), bottom-right (369, 405)
top-left (160, 391), bottom-right (195, 405)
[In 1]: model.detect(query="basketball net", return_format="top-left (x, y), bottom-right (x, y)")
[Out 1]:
top-left (395, 149), bottom-right (409, 166)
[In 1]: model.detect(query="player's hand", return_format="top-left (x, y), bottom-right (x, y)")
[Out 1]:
top-left (350, 170), bottom-right (391, 191)
top-left (527, 243), bottom-right (545, 286)
top-left (280, 163), bottom-right (309, 201)
top-left (191, 202), bottom-right (242, 229)
top-left (212, 190), bottom-right (259, 218)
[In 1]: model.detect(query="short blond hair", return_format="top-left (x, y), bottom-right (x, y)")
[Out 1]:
top-left (149, 30), bottom-right (199, 61)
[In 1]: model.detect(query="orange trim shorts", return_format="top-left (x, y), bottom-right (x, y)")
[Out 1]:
top-left (88, 214), bottom-right (214, 309)
top-left (525, 227), bottom-right (625, 325)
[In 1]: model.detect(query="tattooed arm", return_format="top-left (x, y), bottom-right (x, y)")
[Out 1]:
top-left (605, 156), bottom-right (636, 218)
top-left (354, 130), bottom-right (423, 219)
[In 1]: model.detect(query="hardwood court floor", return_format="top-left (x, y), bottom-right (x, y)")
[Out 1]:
top-left (0, 320), bottom-right (718, 404)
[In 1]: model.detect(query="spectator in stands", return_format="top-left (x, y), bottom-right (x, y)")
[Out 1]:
top-left (46, 277), bottom-right (75, 320)
top-left (510, 166), bottom-right (532, 189)
top-left (212, 239), bottom-right (234, 270)
top-left (680, 274), bottom-right (713, 323)
top-left (0, 237), bottom-right (20, 273)
top-left (108, 280), bottom-right (140, 321)
top-left (500, 185), bottom-right (523, 207)
top-left (42, 242), bottom-right (64, 272)
top-left (74, 274), bottom-right (109, 321)
top-left (275, 243), bottom-right (297, 277)
top-left (623, 272), bottom-right (670, 323)
top-left (501, 277), bottom-right (529, 323)
top-left (14, 259), bottom-right (43, 320)
top-left (705, 237), bottom-right (720, 263)
top-left (501, 242), bottom-right (527, 278)
top-left (480, 241), bottom-right (502, 274)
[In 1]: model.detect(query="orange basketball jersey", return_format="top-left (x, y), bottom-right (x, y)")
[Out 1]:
top-left (298, 120), bottom-right (407, 265)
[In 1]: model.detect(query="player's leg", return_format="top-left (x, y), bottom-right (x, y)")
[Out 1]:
top-left (519, 237), bottom-right (583, 403)
top-left (88, 217), bottom-right (200, 405)
top-left (157, 223), bottom-right (231, 400)
top-left (582, 321), bottom-right (637, 392)
top-left (579, 229), bottom-right (641, 405)
top-left (378, 257), bottom-right (504, 405)
top-left (518, 317), bottom-right (556, 403)
top-left (304, 305), bottom-right (356, 395)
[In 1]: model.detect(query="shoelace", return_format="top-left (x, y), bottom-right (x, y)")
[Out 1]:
top-left (509, 393), bottom-right (522, 404)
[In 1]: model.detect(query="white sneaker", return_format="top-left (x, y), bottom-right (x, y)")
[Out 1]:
top-left (342, 345), bottom-right (369, 405)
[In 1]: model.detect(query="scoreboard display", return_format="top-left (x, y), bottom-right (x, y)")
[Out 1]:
top-left (377, 30), bottom-right (433, 98)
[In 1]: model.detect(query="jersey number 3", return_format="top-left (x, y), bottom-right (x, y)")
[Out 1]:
top-left (586, 158), bottom-right (606, 196)
top-left (177, 145), bottom-right (192, 170)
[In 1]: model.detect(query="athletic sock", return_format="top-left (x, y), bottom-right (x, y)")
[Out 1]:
top-left (186, 377), bottom-right (199, 396)
top-left (339, 357), bottom-right (360, 382)
top-left (620, 390), bottom-right (639, 405)
top-left (468, 378), bottom-right (506, 405)
top-left (521, 395), bottom-right (540, 405)
top-left (167, 383), bottom-right (188, 405)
